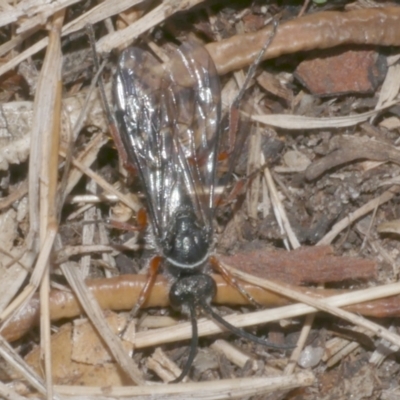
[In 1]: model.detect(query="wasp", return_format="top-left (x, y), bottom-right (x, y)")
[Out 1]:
top-left (112, 42), bottom-right (289, 382)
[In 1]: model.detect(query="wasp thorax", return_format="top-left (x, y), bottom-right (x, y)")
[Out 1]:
top-left (163, 208), bottom-right (210, 269)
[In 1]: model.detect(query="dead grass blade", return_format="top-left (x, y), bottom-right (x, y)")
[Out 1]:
top-left (54, 371), bottom-right (315, 399)
top-left (60, 262), bottom-right (146, 385)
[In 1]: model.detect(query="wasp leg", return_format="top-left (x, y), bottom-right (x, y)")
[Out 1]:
top-left (120, 255), bottom-right (163, 339)
top-left (131, 255), bottom-right (163, 317)
top-left (217, 160), bottom-right (273, 207)
top-left (210, 256), bottom-right (261, 307)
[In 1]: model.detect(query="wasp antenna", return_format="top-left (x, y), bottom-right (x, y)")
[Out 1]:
top-left (170, 301), bottom-right (198, 384)
top-left (233, 18), bottom-right (279, 108)
top-left (86, 24), bottom-right (114, 126)
top-left (200, 299), bottom-right (294, 350)
top-left (169, 274), bottom-right (217, 382)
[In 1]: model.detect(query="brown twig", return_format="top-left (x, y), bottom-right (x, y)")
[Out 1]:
top-left (305, 135), bottom-right (400, 181)
top-left (1, 8), bottom-right (400, 78)
top-left (206, 7), bottom-right (400, 75)
top-left (4, 270), bottom-right (400, 343)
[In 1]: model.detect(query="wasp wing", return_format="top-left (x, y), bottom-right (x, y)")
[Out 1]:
top-left (113, 44), bottom-right (221, 241)
top-left (167, 43), bottom-right (221, 223)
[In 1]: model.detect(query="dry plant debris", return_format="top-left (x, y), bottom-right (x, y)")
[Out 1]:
top-left (1, 0), bottom-right (400, 399)
top-left (294, 48), bottom-right (386, 96)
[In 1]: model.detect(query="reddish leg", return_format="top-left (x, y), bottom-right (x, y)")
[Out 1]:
top-left (120, 257), bottom-right (163, 340)
top-left (136, 207), bottom-right (147, 229)
top-left (210, 256), bottom-right (260, 307)
top-left (215, 161), bottom-right (271, 207)
top-left (129, 255), bottom-right (163, 318)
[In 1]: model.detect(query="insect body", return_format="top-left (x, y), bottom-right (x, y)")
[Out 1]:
top-left (113, 43), bottom-right (288, 382)
top-left (114, 44), bottom-right (218, 273)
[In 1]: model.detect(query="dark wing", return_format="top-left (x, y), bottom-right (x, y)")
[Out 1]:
top-left (113, 43), bottom-right (221, 240)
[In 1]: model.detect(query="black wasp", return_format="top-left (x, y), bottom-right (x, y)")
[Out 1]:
top-left (112, 42), bottom-right (289, 382)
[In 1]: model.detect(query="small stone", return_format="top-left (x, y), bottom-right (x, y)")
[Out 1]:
top-left (295, 49), bottom-right (387, 96)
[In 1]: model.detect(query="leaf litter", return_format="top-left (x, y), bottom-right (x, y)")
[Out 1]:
top-left (1, 0), bottom-right (400, 399)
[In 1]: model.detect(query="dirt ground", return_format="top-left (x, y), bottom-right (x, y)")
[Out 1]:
top-left (1, 0), bottom-right (400, 399)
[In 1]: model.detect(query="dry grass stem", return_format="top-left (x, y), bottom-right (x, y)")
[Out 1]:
top-left (0, 228), bottom-right (57, 322)
top-left (60, 262), bottom-right (145, 385)
top-left (252, 99), bottom-right (400, 130)
top-left (318, 186), bottom-right (400, 245)
top-left (54, 371), bottom-right (315, 399)
top-left (96, 0), bottom-right (206, 53)
top-left (211, 339), bottom-right (255, 369)
top-left (38, 13), bottom-right (65, 397)
top-left (283, 314), bottom-right (314, 375)
top-left (64, 151), bottom-right (141, 212)
top-left (226, 265), bottom-right (400, 348)
top-left (0, 335), bottom-right (48, 397)
top-left (264, 167), bottom-right (300, 249)
top-left (129, 277), bottom-right (400, 350)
